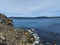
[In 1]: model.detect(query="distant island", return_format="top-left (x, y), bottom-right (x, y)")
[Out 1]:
top-left (9, 16), bottom-right (60, 19)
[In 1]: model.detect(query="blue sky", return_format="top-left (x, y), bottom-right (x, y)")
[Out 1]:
top-left (0, 0), bottom-right (60, 17)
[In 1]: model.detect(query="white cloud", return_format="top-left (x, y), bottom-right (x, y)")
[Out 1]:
top-left (0, 0), bottom-right (60, 17)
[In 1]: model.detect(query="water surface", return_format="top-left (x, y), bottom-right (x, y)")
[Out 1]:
top-left (13, 18), bottom-right (60, 45)
top-left (13, 18), bottom-right (60, 33)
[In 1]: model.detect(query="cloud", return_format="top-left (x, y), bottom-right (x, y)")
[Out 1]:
top-left (0, 0), bottom-right (60, 17)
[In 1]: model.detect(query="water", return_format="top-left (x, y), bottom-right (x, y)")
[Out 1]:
top-left (13, 18), bottom-right (60, 33)
top-left (13, 18), bottom-right (60, 45)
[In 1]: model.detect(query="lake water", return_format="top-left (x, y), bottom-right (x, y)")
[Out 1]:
top-left (13, 18), bottom-right (60, 45)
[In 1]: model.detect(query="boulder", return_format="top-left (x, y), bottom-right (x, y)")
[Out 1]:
top-left (0, 14), bottom-right (13, 26)
top-left (0, 14), bottom-right (35, 45)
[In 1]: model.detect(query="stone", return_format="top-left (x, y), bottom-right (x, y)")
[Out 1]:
top-left (0, 14), bottom-right (36, 45)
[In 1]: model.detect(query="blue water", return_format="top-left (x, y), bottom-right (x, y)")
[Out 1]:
top-left (13, 18), bottom-right (60, 44)
top-left (13, 18), bottom-right (60, 33)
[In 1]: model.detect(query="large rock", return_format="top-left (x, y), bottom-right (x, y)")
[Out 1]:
top-left (0, 14), bottom-right (13, 26)
top-left (0, 14), bottom-right (35, 45)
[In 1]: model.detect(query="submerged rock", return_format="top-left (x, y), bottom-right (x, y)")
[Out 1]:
top-left (0, 14), bottom-right (36, 45)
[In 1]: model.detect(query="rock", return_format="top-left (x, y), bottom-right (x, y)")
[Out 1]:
top-left (0, 32), bottom-right (5, 42)
top-left (0, 14), bottom-right (13, 27)
top-left (0, 14), bottom-right (36, 45)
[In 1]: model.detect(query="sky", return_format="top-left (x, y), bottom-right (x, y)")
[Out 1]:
top-left (0, 0), bottom-right (60, 17)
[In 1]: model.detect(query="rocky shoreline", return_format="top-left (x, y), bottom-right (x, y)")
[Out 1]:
top-left (0, 14), bottom-right (40, 45)
top-left (0, 14), bottom-right (58, 45)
